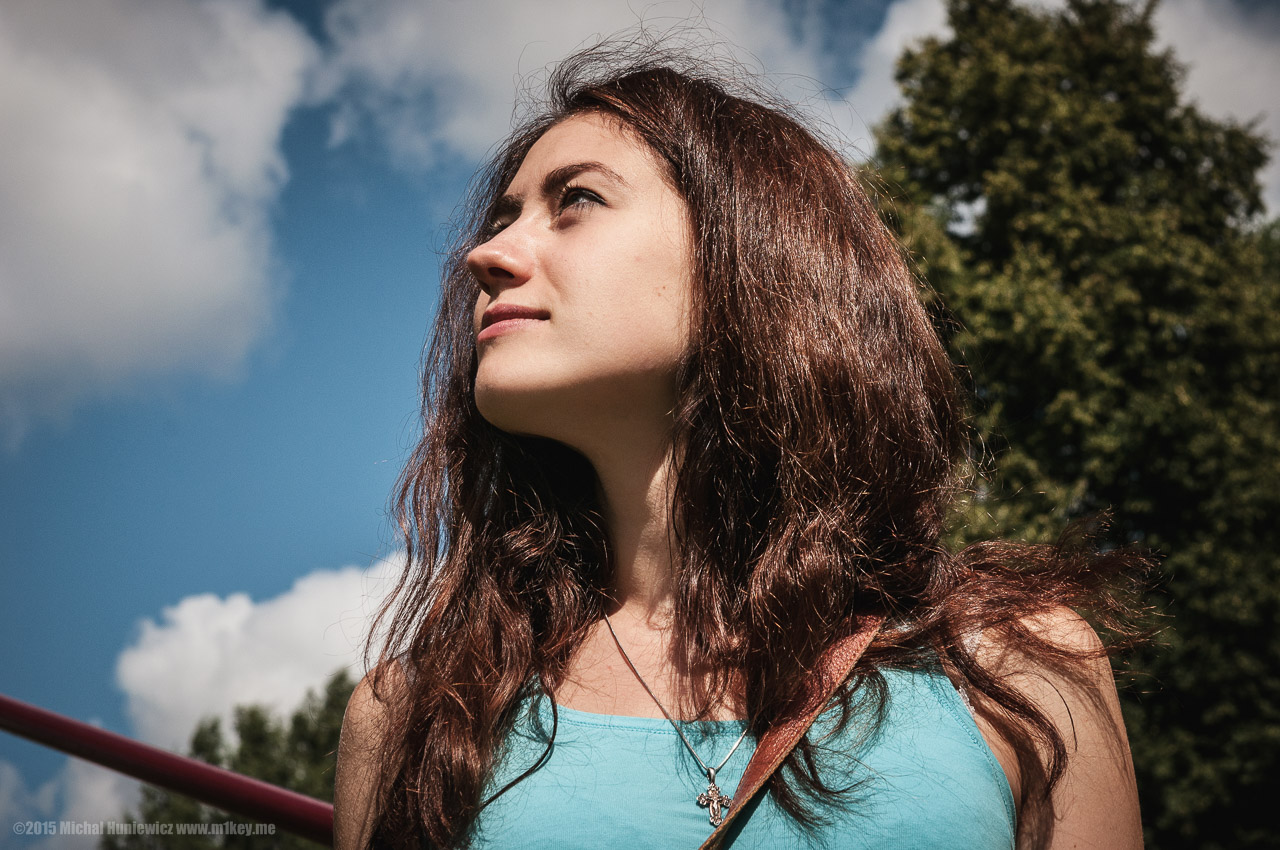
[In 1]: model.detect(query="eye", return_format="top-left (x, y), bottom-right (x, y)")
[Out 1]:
top-left (479, 216), bottom-right (512, 240)
top-left (557, 184), bottom-right (604, 213)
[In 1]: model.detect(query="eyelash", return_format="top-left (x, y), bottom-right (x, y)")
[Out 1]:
top-left (557, 184), bottom-right (603, 212)
top-left (480, 184), bottom-right (603, 239)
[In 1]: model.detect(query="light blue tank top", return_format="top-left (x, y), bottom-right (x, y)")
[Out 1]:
top-left (470, 667), bottom-right (1016, 848)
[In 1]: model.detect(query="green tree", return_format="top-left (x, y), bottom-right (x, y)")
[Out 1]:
top-left (102, 669), bottom-right (356, 850)
top-left (872, 1), bottom-right (1279, 847)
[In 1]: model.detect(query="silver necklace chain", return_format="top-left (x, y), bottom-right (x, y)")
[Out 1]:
top-left (601, 612), bottom-right (749, 826)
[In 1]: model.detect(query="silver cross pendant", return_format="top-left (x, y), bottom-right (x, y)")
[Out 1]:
top-left (696, 768), bottom-right (733, 827)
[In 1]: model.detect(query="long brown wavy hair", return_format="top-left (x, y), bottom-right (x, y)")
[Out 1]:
top-left (366, 44), bottom-right (1145, 849)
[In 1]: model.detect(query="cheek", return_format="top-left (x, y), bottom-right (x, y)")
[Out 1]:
top-left (651, 264), bottom-right (694, 351)
top-left (614, 296), bottom-right (691, 370)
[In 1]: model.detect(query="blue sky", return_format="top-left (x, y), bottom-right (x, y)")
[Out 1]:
top-left (1, 0), bottom-right (1277, 843)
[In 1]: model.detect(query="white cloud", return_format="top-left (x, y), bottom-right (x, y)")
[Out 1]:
top-left (0, 760), bottom-right (56, 841)
top-left (116, 557), bottom-right (399, 750)
top-left (0, 757), bottom-right (138, 850)
top-left (1153, 0), bottom-right (1280, 212)
top-left (0, 0), bottom-right (316, 445)
top-left (54, 759), bottom-right (138, 840)
top-left (0, 557), bottom-right (396, 848)
top-left (840, 0), bottom-right (950, 155)
top-left (317, 0), bottom-right (829, 169)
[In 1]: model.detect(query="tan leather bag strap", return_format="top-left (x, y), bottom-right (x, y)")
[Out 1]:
top-left (697, 615), bottom-right (884, 850)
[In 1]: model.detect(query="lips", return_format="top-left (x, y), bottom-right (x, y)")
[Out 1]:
top-left (478, 303), bottom-right (550, 342)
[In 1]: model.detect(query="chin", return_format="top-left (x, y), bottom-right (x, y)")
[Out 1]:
top-left (475, 384), bottom-right (559, 439)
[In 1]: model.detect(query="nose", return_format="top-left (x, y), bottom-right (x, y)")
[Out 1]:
top-left (466, 230), bottom-right (532, 296)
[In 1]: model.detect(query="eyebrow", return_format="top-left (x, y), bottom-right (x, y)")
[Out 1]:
top-left (490, 161), bottom-right (631, 221)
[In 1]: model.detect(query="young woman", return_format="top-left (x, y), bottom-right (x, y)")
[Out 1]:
top-left (335, 48), bottom-right (1144, 850)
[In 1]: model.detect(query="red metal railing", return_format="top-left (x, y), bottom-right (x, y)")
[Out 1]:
top-left (0, 692), bottom-right (333, 846)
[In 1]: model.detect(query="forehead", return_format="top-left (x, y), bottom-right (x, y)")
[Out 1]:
top-left (507, 112), bottom-right (667, 190)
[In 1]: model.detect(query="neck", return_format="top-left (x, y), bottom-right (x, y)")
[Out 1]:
top-left (579, 425), bottom-right (680, 622)
top-left (559, 427), bottom-right (748, 719)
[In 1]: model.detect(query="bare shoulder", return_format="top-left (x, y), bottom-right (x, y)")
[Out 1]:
top-left (969, 607), bottom-right (1143, 850)
top-left (1018, 606), bottom-right (1110, 664)
top-left (335, 661), bottom-right (407, 850)
top-left (1021, 605), bottom-right (1102, 647)
top-left (342, 661), bottom-right (405, 741)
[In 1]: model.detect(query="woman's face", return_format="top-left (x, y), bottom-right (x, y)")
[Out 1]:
top-left (467, 113), bottom-right (693, 451)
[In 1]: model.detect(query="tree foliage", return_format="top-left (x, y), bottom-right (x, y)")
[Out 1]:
top-left (101, 669), bottom-right (356, 850)
top-left (872, 1), bottom-right (1279, 846)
